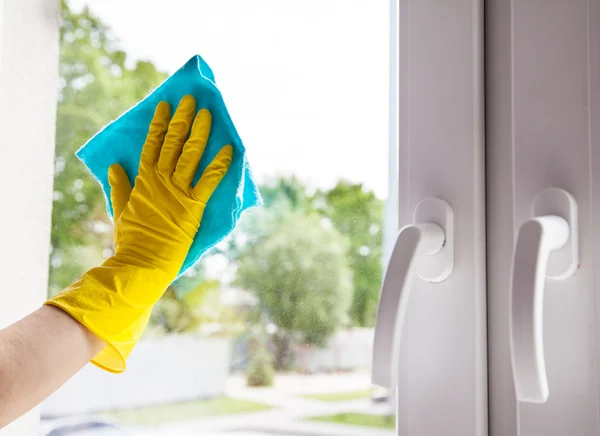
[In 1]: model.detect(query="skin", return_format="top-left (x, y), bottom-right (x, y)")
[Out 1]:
top-left (0, 306), bottom-right (104, 428)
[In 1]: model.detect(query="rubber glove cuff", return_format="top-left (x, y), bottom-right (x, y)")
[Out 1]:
top-left (45, 254), bottom-right (172, 373)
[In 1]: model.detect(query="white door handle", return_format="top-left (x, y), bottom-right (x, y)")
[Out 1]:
top-left (372, 197), bottom-right (454, 388)
top-left (509, 188), bottom-right (578, 403)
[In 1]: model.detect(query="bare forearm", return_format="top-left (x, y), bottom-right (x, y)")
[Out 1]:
top-left (0, 306), bottom-right (105, 428)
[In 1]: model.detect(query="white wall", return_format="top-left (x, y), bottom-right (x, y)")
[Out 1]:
top-left (0, 0), bottom-right (60, 434)
top-left (42, 336), bottom-right (231, 417)
top-left (295, 328), bottom-right (374, 374)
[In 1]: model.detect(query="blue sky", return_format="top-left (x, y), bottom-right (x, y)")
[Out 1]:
top-left (70, 0), bottom-right (391, 197)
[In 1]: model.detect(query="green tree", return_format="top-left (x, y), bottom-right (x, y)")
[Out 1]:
top-left (215, 176), bottom-right (311, 261)
top-left (232, 176), bottom-right (384, 330)
top-left (237, 213), bottom-right (353, 370)
top-left (313, 182), bottom-right (383, 327)
top-left (50, 0), bottom-right (167, 295)
top-left (148, 279), bottom-right (243, 336)
top-left (259, 176), bottom-right (310, 212)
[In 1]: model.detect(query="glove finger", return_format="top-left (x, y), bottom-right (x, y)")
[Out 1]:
top-left (108, 164), bottom-right (133, 220)
top-left (192, 145), bottom-right (233, 204)
top-left (158, 95), bottom-right (196, 176)
top-left (174, 108), bottom-right (211, 187)
top-left (140, 101), bottom-right (171, 169)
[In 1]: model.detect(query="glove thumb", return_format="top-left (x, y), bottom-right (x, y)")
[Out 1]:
top-left (108, 164), bottom-right (132, 222)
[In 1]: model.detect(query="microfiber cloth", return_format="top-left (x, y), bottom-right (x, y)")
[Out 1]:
top-left (76, 55), bottom-right (262, 276)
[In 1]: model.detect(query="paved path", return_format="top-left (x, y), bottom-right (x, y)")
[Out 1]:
top-left (144, 372), bottom-right (396, 436)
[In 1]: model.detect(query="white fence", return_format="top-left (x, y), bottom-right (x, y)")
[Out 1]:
top-left (41, 329), bottom-right (374, 417)
top-left (42, 335), bottom-right (231, 417)
top-left (295, 328), bottom-right (374, 374)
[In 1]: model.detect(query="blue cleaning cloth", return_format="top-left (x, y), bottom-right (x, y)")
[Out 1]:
top-left (76, 55), bottom-right (262, 276)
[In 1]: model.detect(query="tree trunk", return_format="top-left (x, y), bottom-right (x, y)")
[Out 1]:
top-left (273, 332), bottom-right (293, 371)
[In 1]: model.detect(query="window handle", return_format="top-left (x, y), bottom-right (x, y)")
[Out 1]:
top-left (372, 197), bottom-right (454, 388)
top-left (510, 188), bottom-right (578, 403)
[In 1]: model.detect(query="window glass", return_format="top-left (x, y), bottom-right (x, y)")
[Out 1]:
top-left (46, 1), bottom-right (392, 434)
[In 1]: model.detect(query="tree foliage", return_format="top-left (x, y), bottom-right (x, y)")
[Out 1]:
top-left (50, 0), bottom-right (167, 295)
top-left (148, 277), bottom-right (243, 336)
top-left (237, 212), bottom-right (353, 368)
top-left (314, 182), bottom-right (383, 327)
top-left (235, 178), bottom-right (384, 331)
top-left (214, 176), bottom-right (310, 262)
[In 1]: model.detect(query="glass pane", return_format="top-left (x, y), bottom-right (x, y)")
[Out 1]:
top-left (45, 0), bottom-right (393, 434)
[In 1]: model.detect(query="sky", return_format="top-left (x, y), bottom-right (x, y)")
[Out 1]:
top-left (69, 0), bottom-right (391, 197)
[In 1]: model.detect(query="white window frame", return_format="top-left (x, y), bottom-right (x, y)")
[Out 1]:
top-left (0, 0), bottom-right (59, 434)
top-left (376, 0), bottom-right (487, 435)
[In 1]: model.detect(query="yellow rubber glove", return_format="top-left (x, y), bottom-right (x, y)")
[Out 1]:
top-left (46, 95), bottom-right (233, 373)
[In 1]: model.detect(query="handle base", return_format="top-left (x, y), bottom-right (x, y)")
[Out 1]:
top-left (533, 187), bottom-right (579, 279)
top-left (414, 197), bottom-right (454, 283)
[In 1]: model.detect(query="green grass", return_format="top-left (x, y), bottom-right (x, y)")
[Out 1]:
top-left (300, 390), bottom-right (372, 402)
top-left (310, 412), bottom-right (395, 429)
top-left (110, 397), bottom-right (272, 425)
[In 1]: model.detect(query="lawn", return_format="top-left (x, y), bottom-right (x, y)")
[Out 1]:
top-left (310, 412), bottom-right (395, 429)
top-left (300, 390), bottom-right (372, 402)
top-left (110, 396), bottom-right (272, 425)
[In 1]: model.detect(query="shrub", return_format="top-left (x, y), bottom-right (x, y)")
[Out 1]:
top-left (246, 347), bottom-right (274, 387)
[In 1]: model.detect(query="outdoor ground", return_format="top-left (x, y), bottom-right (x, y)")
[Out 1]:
top-left (117, 372), bottom-right (395, 436)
